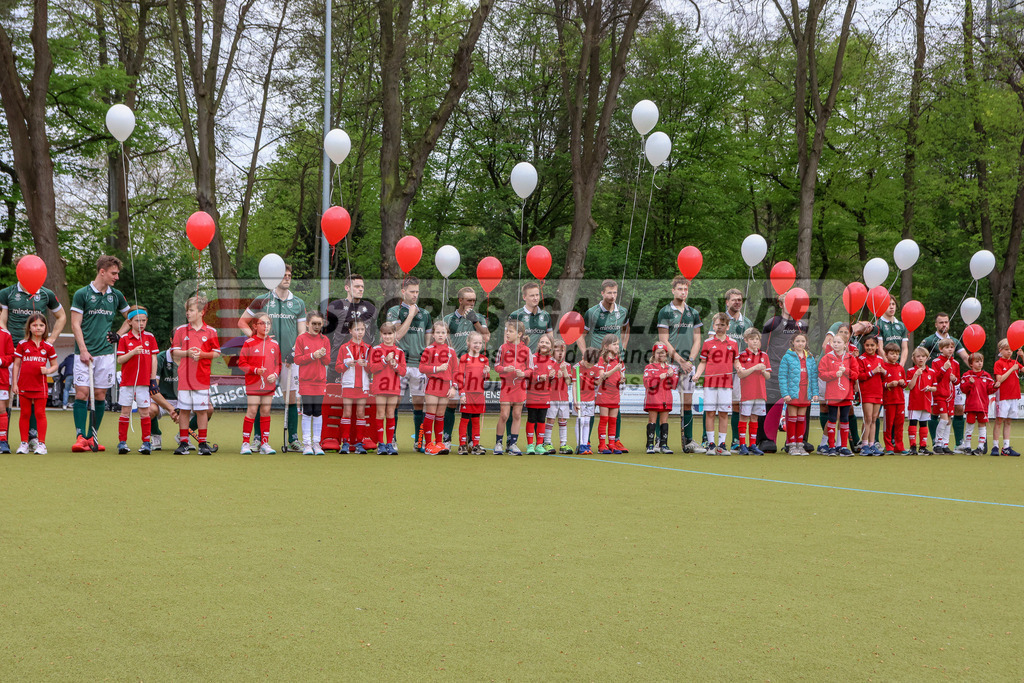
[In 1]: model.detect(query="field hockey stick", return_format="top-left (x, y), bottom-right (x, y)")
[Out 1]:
top-left (88, 362), bottom-right (99, 451)
top-left (281, 360), bottom-right (291, 452)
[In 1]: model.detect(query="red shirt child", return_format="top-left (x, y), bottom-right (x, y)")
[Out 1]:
top-left (172, 320), bottom-right (220, 392)
top-left (527, 352), bottom-right (558, 409)
top-left (118, 330), bottom-right (159, 390)
top-left (496, 340), bottom-right (532, 403)
top-left (993, 353), bottom-right (1023, 401)
top-left (960, 366), bottom-right (997, 415)
top-left (818, 344), bottom-right (859, 406)
top-left (737, 348), bottom-right (771, 401)
top-left (336, 339), bottom-right (372, 397)
top-left (294, 331), bottom-right (332, 397)
top-left (643, 343), bottom-right (678, 412)
top-left (857, 350), bottom-right (885, 404)
top-left (930, 349), bottom-right (961, 415)
top-left (456, 352), bottom-right (489, 414)
top-left (369, 342), bottom-right (407, 396)
top-left (419, 342), bottom-right (459, 398)
top-left (907, 362), bottom-right (937, 413)
top-left (595, 355), bottom-right (624, 408)
top-left (698, 336), bottom-right (739, 389)
top-left (238, 335), bottom-right (282, 396)
top-left (14, 338), bottom-right (57, 399)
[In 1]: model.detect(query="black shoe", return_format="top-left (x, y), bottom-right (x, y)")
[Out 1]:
top-left (198, 442), bottom-right (213, 456)
top-left (138, 441), bottom-right (152, 455)
top-left (909, 445), bottom-right (917, 455)
top-left (0, 440), bottom-right (10, 454)
top-left (173, 442), bottom-right (190, 455)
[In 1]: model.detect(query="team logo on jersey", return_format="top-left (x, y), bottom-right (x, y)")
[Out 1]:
top-left (90, 295), bottom-right (97, 303)
top-left (107, 295), bottom-right (113, 303)
top-left (32, 294), bottom-right (40, 301)
top-left (201, 336), bottom-right (208, 342)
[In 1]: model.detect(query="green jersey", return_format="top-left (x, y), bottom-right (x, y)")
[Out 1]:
top-left (507, 306), bottom-right (552, 352)
top-left (583, 302), bottom-right (629, 350)
top-left (156, 349), bottom-right (178, 401)
top-left (726, 313), bottom-right (752, 353)
top-left (875, 317), bottom-right (908, 354)
top-left (656, 302), bottom-right (702, 357)
top-left (444, 309), bottom-right (486, 356)
top-left (245, 291), bottom-right (306, 359)
top-left (70, 283), bottom-right (129, 355)
top-left (0, 284), bottom-right (62, 342)
top-left (386, 303), bottom-right (432, 361)
top-left (920, 332), bottom-right (967, 369)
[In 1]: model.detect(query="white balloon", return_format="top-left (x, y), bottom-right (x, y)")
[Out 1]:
top-left (324, 128), bottom-right (351, 165)
top-left (970, 249), bottom-right (996, 280)
top-left (434, 244), bottom-right (461, 279)
top-left (893, 238), bottom-right (920, 271)
top-left (631, 99), bottom-right (659, 136)
top-left (863, 257), bottom-right (889, 289)
top-left (259, 253), bottom-right (287, 291)
top-left (510, 162), bottom-right (538, 199)
top-left (645, 131), bottom-right (672, 167)
top-left (961, 297), bottom-right (982, 326)
top-left (741, 234), bottom-right (768, 267)
top-left (105, 104), bottom-right (136, 143)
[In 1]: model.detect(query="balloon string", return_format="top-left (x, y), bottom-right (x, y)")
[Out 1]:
top-left (627, 167), bottom-right (659, 317)
top-left (517, 199), bottom-right (525, 303)
top-left (743, 266), bottom-right (754, 322)
top-left (120, 141), bottom-right (143, 430)
top-left (619, 135), bottom-right (645, 306)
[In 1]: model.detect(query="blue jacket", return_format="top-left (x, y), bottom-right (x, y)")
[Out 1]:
top-left (778, 349), bottom-right (819, 400)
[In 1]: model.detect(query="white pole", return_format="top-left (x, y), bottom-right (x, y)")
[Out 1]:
top-left (319, 0), bottom-right (332, 313)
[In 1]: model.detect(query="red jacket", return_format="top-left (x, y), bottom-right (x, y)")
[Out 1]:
top-left (293, 332), bottom-right (331, 395)
top-left (419, 343), bottom-right (459, 396)
top-left (595, 357), bottom-right (624, 406)
top-left (930, 356), bottom-right (961, 400)
top-left (818, 350), bottom-right (859, 404)
top-left (881, 362), bottom-right (907, 406)
top-left (0, 328), bottom-right (12, 388)
top-left (336, 340), bottom-right (372, 391)
top-left (574, 362), bottom-right (599, 403)
top-left (857, 353), bottom-right (884, 403)
top-left (960, 370), bottom-right (996, 413)
top-left (993, 358), bottom-right (1023, 400)
top-left (237, 335), bottom-right (282, 395)
top-left (549, 360), bottom-right (572, 403)
top-left (907, 365), bottom-right (936, 412)
top-left (526, 354), bottom-right (558, 407)
top-left (455, 353), bottom-right (489, 396)
top-left (369, 344), bottom-right (407, 395)
top-left (643, 363), bottom-right (678, 405)
top-left (495, 342), bottom-right (532, 393)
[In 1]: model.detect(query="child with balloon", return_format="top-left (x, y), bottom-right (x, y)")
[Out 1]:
top-left (369, 322), bottom-right (406, 455)
top-left (856, 336), bottom-right (885, 456)
top-left (779, 333), bottom-right (818, 456)
top-left (114, 306), bottom-right (159, 455)
top-left (595, 335), bottom-right (625, 455)
top-left (454, 331), bottom-right (488, 455)
top-left (906, 347), bottom-right (937, 455)
top-left (959, 352), bottom-right (997, 455)
top-left (572, 348), bottom-right (600, 455)
top-left (336, 319), bottom-right (372, 454)
top-left (10, 314), bottom-right (56, 454)
top-left (930, 339), bottom-right (961, 454)
top-left (524, 334), bottom-right (557, 455)
top-left (992, 339), bottom-right (1024, 456)
top-left (543, 339), bottom-right (574, 455)
top-left (419, 320), bottom-right (459, 455)
top-left (643, 342), bottom-right (677, 454)
top-left (493, 320), bottom-right (530, 456)
top-left (293, 311), bottom-right (332, 455)
top-left (237, 312), bottom-right (281, 455)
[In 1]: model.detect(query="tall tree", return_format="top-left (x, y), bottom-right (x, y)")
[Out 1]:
top-left (901, 0), bottom-right (927, 320)
top-left (0, 0), bottom-right (69, 304)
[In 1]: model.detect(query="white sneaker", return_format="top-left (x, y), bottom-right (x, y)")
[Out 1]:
top-left (240, 442), bottom-right (253, 455)
top-left (302, 444), bottom-right (314, 455)
top-left (259, 443), bottom-right (277, 455)
top-left (507, 442), bottom-right (522, 455)
top-left (151, 434), bottom-right (163, 450)
top-left (15, 442), bottom-right (30, 454)
top-left (33, 442), bottom-right (47, 454)
top-left (313, 444), bottom-right (325, 455)
top-left (493, 442), bottom-right (504, 455)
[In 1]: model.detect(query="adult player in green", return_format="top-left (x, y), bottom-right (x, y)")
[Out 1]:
top-left (1, 256), bottom-right (68, 449)
top-left (238, 264), bottom-right (306, 450)
top-left (443, 286), bottom-right (490, 445)
top-left (723, 288), bottom-right (752, 450)
top-left (919, 311), bottom-right (971, 453)
top-left (876, 296), bottom-right (909, 366)
top-left (70, 255), bottom-right (131, 452)
top-left (507, 282), bottom-right (552, 352)
top-left (657, 275), bottom-right (703, 453)
top-left (579, 279), bottom-right (630, 450)
top-left (386, 277), bottom-right (433, 451)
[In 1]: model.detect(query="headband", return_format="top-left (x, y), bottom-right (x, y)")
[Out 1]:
top-left (128, 309), bottom-right (147, 320)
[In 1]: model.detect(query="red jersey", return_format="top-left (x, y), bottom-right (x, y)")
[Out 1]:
top-left (527, 354), bottom-right (558, 407)
top-left (14, 338), bottom-right (56, 397)
top-left (237, 335), bottom-right (282, 396)
top-left (595, 357), bottom-right (623, 406)
top-left (881, 362), bottom-right (907, 406)
top-left (643, 363), bottom-right (678, 406)
top-left (930, 356), bottom-right (961, 400)
top-left (737, 350), bottom-right (770, 401)
top-left (857, 353), bottom-right (884, 403)
top-left (369, 344), bottom-right (407, 395)
top-left (172, 323), bottom-right (220, 391)
top-left (699, 337), bottom-right (738, 389)
top-left (818, 350), bottom-right (859, 404)
top-left (960, 369), bottom-right (996, 413)
top-left (549, 360), bottom-right (572, 403)
top-left (0, 328), bottom-right (14, 388)
top-left (117, 331), bottom-right (158, 387)
top-left (419, 343), bottom-right (459, 397)
top-left (993, 357), bottom-right (1023, 400)
top-left (907, 365), bottom-right (936, 412)
top-left (455, 353), bottom-right (489, 395)
top-left (293, 332), bottom-right (332, 396)
top-left (574, 362), bottom-right (599, 403)
top-left (495, 342), bottom-right (532, 395)
top-left (336, 340), bottom-right (372, 391)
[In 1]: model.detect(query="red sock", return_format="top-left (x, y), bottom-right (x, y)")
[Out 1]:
top-left (827, 422), bottom-right (836, 448)
top-left (142, 416), bottom-right (151, 441)
top-left (258, 417), bottom-right (268, 445)
top-left (738, 421), bottom-right (747, 445)
top-left (459, 418), bottom-right (469, 445)
top-left (434, 415), bottom-right (444, 442)
top-left (909, 424), bottom-right (917, 447)
top-left (341, 416), bottom-right (352, 443)
top-left (119, 414), bottom-right (130, 442)
top-left (471, 416), bottom-right (480, 445)
top-left (797, 416), bottom-right (807, 444)
top-left (387, 415), bottom-right (396, 444)
top-left (526, 422), bottom-right (535, 445)
top-left (840, 424), bottom-right (850, 448)
top-left (180, 427), bottom-right (190, 444)
top-left (243, 416), bottom-right (254, 441)
top-left (0, 410), bottom-right (8, 441)
top-left (357, 416), bottom-right (367, 443)
top-left (377, 417), bottom-right (386, 444)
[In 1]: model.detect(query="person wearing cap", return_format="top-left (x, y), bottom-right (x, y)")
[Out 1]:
top-left (643, 341), bottom-right (677, 453)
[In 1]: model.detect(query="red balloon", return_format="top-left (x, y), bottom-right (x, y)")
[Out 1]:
top-left (320, 206), bottom-right (351, 246)
top-left (559, 311), bottom-right (585, 345)
top-left (770, 261), bottom-right (796, 295)
top-left (395, 235), bottom-right (422, 274)
top-left (842, 282), bottom-right (867, 316)
top-left (526, 245), bottom-right (552, 280)
top-left (16, 255), bottom-right (47, 295)
top-left (902, 300), bottom-right (925, 333)
top-left (677, 246), bottom-right (703, 280)
top-left (963, 324), bottom-right (986, 353)
top-left (866, 286), bottom-right (891, 318)
top-left (784, 287), bottom-right (810, 321)
top-left (1008, 320), bottom-right (1024, 351)
top-left (186, 211), bottom-right (215, 251)
top-left (476, 256), bottom-right (503, 294)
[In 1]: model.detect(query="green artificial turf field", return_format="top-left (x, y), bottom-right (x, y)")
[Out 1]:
top-left (3, 411), bottom-right (1024, 680)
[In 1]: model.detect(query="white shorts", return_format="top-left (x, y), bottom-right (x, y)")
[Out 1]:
top-left (118, 385), bottom-right (152, 409)
top-left (158, 399), bottom-right (179, 418)
top-left (0, 389), bottom-right (8, 401)
top-left (996, 399), bottom-right (1019, 419)
top-left (908, 409), bottom-right (931, 422)
top-left (818, 378), bottom-right (827, 399)
top-left (703, 387), bottom-right (733, 413)
top-left (75, 353), bottom-right (116, 390)
top-left (740, 399), bottom-right (766, 417)
top-left (574, 401), bottom-right (595, 418)
top-left (676, 366), bottom-right (696, 394)
top-left (178, 389), bottom-right (210, 411)
top-left (401, 367), bottom-right (427, 398)
top-left (954, 384), bottom-right (966, 407)
top-left (732, 376), bottom-right (741, 403)
top-left (547, 401), bottom-right (570, 419)
top-left (279, 362), bottom-right (300, 393)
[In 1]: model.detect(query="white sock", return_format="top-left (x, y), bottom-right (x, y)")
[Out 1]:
top-left (1005, 439), bottom-right (1011, 448)
top-left (707, 430), bottom-right (715, 445)
top-left (312, 416), bottom-right (322, 445)
top-left (302, 414), bottom-right (312, 445)
top-left (979, 426), bottom-right (987, 442)
top-left (579, 416), bottom-right (590, 445)
top-left (559, 419), bottom-right (568, 445)
top-left (544, 421), bottom-right (553, 445)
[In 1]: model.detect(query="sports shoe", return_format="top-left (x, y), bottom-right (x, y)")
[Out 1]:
top-left (493, 442), bottom-right (504, 455)
top-left (174, 442), bottom-right (190, 455)
top-left (258, 443), bottom-right (275, 455)
top-left (340, 442), bottom-right (350, 454)
top-left (599, 445), bottom-right (613, 454)
top-left (613, 440), bottom-right (629, 454)
top-left (313, 443), bottom-right (326, 455)
top-left (838, 448), bottom-right (854, 456)
top-left (991, 446), bottom-right (1001, 456)
top-left (151, 434), bottom-right (162, 450)
top-left (659, 443), bottom-right (674, 454)
top-left (240, 442), bottom-right (253, 455)
top-left (456, 444), bottom-right (468, 455)
top-left (883, 449), bottom-right (895, 456)
top-left (425, 442), bottom-right (443, 455)
top-left (953, 443), bottom-right (970, 454)
top-left (86, 437), bottom-right (104, 452)
top-left (526, 444), bottom-right (536, 455)
top-left (970, 446), bottom-right (983, 456)
top-left (15, 442), bottom-right (30, 454)
top-left (899, 450), bottom-right (912, 455)
top-left (1007, 447), bottom-right (1021, 457)
top-left (786, 444), bottom-right (799, 455)
top-left (197, 442), bottom-right (213, 456)
top-left (543, 444), bottom-right (557, 454)
top-left (0, 440), bottom-right (10, 453)
top-left (683, 440), bottom-right (705, 454)
top-left (354, 443), bottom-right (367, 454)
top-left (305, 444), bottom-right (316, 455)
top-left (826, 447), bottom-right (839, 456)
top-left (580, 445), bottom-right (593, 454)
top-left (817, 443), bottom-right (830, 454)
top-left (909, 445), bottom-right (918, 455)
top-left (646, 443), bottom-right (657, 454)
top-left (286, 439), bottom-right (301, 452)
top-left (472, 445), bottom-right (486, 455)
top-left (507, 442), bottom-right (522, 456)
top-left (117, 441), bottom-right (130, 455)
top-left (33, 442), bottom-right (47, 455)
top-left (919, 446), bottom-right (932, 455)
top-left (559, 445), bottom-right (573, 454)
top-left (750, 445), bottom-right (764, 455)
top-left (717, 443), bottom-right (731, 456)
top-left (438, 443), bottom-right (450, 454)
top-left (738, 444), bottom-right (750, 455)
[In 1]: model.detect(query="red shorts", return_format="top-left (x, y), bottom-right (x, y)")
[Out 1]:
top-left (342, 387), bottom-right (369, 400)
top-left (500, 385), bottom-right (526, 403)
top-left (967, 410), bottom-right (988, 424)
top-left (425, 379), bottom-right (452, 398)
top-left (299, 382), bottom-right (326, 397)
top-left (860, 393), bottom-right (882, 405)
top-left (645, 400), bottom-right (672, 412)
top-left (933, 396), bottom-right (953, 415)
top-left (526, 400), bottom-right (550, 410)
top-left (596, 394), bottom-right (620, 409)
top-left (460, 393), bottom-right (485, 413)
